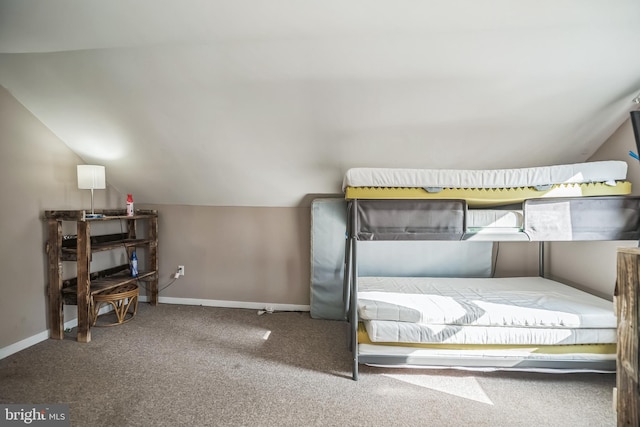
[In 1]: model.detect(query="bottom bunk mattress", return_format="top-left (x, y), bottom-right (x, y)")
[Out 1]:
top-left (362, 320), bottom-right (616, 345)
top-left (357, 276), bottom-right (616, 329)
top-left (354, 276), bottom-right (617, 372)
top-left (357, 324), bottom-right (616, 372)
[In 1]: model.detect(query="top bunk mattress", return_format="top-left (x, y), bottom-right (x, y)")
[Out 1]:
top-left (357, 276), bottom-right (616, 329)
top-left (343, 161), bottom-right (631, 205)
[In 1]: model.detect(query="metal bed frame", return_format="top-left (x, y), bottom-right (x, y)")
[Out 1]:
top-left (343, 196), bottom-right (640, 380)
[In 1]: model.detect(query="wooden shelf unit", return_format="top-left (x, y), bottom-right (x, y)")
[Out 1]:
top-left (44, 209), bottom-right (158, 342)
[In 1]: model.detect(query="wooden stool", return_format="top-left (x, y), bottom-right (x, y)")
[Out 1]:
top-left (91, 283), bottom-right (139, 327)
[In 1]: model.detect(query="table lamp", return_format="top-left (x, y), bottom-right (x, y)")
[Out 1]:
top-left (77, 165), bottom-right (106, 218)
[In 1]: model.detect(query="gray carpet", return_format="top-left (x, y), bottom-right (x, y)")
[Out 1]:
top-left (0, 304), bottom-right (616, 426)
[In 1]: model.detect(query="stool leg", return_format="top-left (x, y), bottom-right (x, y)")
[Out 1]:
top-left (122, 297), bottom-right (133, 322)
top-left (131, 294), bottom-right (139, 316)
top-left (112, 300), bottom-right (125, 323)
top-left (123, 295), bottom-right (138, 318)
top-left (91, 301), bottom-right (103, 326)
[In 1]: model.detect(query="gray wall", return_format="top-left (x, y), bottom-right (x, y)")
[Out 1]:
top-left (140, 203), bottom-right (310, 306)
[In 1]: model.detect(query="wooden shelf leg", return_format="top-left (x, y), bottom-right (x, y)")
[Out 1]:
top-left (76, 221), bottom-right (92, 343)
top-left (149, 215), bottom-right (159, 305)
top-left (46, 219), bottom-right (64, 339)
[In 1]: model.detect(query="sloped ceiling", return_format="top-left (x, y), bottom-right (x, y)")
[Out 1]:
top-left (1, 1), bottom-right (639, 207)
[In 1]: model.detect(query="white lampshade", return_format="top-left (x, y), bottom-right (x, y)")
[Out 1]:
top-left (77, 165), bottom-right (106, 216)
top-left (77, 165), bottom-right (106, 190)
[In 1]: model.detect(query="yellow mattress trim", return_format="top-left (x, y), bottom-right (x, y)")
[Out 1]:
top-left (345, 181), bottom-right (631, 207)
top-left (357, 323), bottom-right (616, 355)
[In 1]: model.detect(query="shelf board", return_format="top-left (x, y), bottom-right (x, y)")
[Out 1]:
top-left (45, 209), bottom-right (157, 221)
top-left (61, 270), bottom-right (156, 305)
top-left (89, 270), bottom-right (156, 294)
top-left (61, 238), bottom-right (154, 260)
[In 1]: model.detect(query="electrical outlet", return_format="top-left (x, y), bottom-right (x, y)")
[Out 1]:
top-left (177, 265), bottom-right (185, 276)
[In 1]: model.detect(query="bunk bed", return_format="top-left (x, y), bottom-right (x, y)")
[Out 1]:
top-left (342, 160), bottom-right (640, 380)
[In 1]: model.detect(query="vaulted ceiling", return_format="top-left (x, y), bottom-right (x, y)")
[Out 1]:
top-left (1, 1), bottom-right (639, 206)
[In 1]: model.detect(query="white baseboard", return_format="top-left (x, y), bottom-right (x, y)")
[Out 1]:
top-left (0, 330), bottom-right (50, 360)
top-left (1, 298), bottom-right (309, 360)
top-left (141, 295), bottom-right (310, 312)
top-left (0, 305), bottom-right (113, 360)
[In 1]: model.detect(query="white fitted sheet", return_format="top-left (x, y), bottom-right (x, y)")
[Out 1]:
top-left (363, 320), bottom-right (615, 345)
top-left (342, 160), bottom-right (627, 190)
top-left (357, 276), bottom-right (615, 328)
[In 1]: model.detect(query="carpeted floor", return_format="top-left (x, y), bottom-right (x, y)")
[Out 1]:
top-left (0, 304), bottom-right (616, 426)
